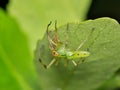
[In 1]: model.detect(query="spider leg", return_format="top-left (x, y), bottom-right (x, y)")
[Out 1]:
top-left (53, 20), bottom-right (60, 44)
top-left (39, 58), bottom-right (47, 69)
top-left (46, 58), bottom-right (57, 69)
top-left (39, 58), bottom-right (57, 69)
top-left (65, 24), bottom-right (78, 67)
top-left (65, 23), bottom-right (69, 47)
top-left (63, 23), bottom-right (70, 66)
top-left (76, 27), bottom-right (95, 51)
top-left (72, 60), bottom-right (77, 66)
top-left (46, 21), bottom-right (52, 35)
top-left (55, 20), bottom-right (57, 32)
top-left (46, 21), bottom-right (58, 51)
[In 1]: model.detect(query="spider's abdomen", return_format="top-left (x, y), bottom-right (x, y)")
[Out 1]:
top-left (67, 51), bottom-right (90, 60)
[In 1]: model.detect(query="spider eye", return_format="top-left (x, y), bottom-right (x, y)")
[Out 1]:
top-left (52, 51), bottom-right (59, 57)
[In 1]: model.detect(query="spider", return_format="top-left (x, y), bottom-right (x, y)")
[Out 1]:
top-left (39, 21), bottom-right (94, 69)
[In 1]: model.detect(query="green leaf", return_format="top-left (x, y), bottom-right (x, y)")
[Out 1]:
top-left (8, 0), bottom-right (92, 53)
top-left (0, 9), bottom-right (40, 90)
top-left (35, 17), bottom-right (120, 90)
top-left (97, 69), bottom-right (120, 90)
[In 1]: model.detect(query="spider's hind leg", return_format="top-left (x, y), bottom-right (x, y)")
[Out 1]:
top-left (47, 58), bottom-right (57, 69)
top-left (76, 27), bottom-right (95, 51)
top-left (39, 58), bottom-right (47, 69)
top-left (39, 58), bottom-right (57, 69)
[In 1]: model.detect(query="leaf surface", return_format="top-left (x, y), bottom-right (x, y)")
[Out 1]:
top-left (35, 17), bottom-right (120, 90)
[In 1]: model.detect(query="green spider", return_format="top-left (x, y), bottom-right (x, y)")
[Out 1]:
top-left (39, 21), bottom-right (94, 69)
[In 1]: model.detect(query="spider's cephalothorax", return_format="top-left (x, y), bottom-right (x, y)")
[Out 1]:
top-left (39, 21), bottom-right (94, 69)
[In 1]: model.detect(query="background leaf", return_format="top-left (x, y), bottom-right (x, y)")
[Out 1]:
top-left (8, 0), bottom-right (92, 53)
top-left (0, 9), bottom-right (40, 90)
top-left (35, 17), bottom-right (120, 90)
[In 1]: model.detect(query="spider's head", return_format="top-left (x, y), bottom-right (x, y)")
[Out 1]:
top-left (52, 50), bottom-right (59, 57)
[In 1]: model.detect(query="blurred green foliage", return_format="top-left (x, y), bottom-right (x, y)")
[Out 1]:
top-left (0, 9), bottom-right (40, 90)
top-left (8, 0), bottom-right (92, 53)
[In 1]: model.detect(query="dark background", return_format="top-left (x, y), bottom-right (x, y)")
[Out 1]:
top-left (87, 0), bottom-right (120, 22)
top-left (0, 0), bottom-right (120, 22)
top-left (0, 0), bottom-right (9, 10)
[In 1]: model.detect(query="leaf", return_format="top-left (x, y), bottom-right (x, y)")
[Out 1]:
top-left (0, 9), bottom-right (40, 90)
top-left (97, 69), bottom-right (120, 90)
top-left (35, 17), bottom-right (120, 90)
top-left (8, 0), bottom-right (92, 53)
